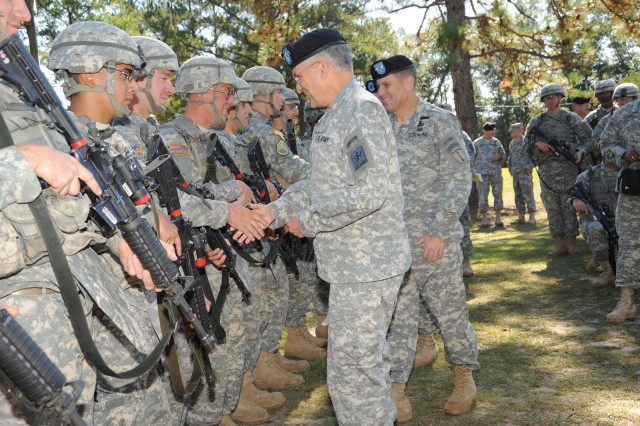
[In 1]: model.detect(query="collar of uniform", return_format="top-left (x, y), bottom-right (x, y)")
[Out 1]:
top-left (323, 79), bottom-right (359, 122)
top-left (250, 110), bottom-right (269, 125)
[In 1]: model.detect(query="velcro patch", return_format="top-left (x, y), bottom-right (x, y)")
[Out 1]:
top-left (349, 145), bottom-right (368, 171)
top-left (276, 139), bottom-right (290, 156)
top-left (170, 142), bottom-right (191, 156)
top-left (131, 143), bottom-right (143, 156)
top-left (440, 130), bottom-right (467, 168)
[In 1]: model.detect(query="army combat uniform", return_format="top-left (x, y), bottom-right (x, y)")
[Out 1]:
top-left (473, 135), bottom-right (506, 215)
top-left (508, 134), bottom-right (537, 215)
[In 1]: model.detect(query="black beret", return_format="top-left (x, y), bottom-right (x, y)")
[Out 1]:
top-left (365, 79), bottom-right (377, 93)
top-left (572, 96), bottom-right (591, 104)
top-left (282, 29), bottom-right (347, 69)
top-left (370, 55), bottom-right (415, 80)
top-left (483, 122), bottom-right (496, 131)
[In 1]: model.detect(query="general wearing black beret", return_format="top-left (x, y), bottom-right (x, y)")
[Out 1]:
top-left (370, 55), bottom-right (415, 79)
top-left (365, 79), bottom-right (377, 93)
top-left (483, 122), bottom-right (496, 131)
top-left (282, 28), bottom-right (347, 69)
top-left (572, 96), bottom-right (591, 105)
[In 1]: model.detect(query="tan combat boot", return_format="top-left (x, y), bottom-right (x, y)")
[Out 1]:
top-left (391, 382), bottom-right (413, 423)
top-left (444, 366), bottom-right (476, 415)
top-left (240, 370), bottom-right (285, 410)
top-left (593, 261), bottom-right (615, 288)
top-left (606, 288), bottom-right (636, 323)
top-left (548, 237), bottom-right (568, 258)
top-left (252, 350), bottom-right (304, 390)
top-left (494, 211), bottom-right (503, 227)
top-left (315, 315), bottom-right (328, 339)
top-left (275, 351), bottom-right (310, 373)
top-left (218, 415), bottom-right (237, 426)
top-left (413, 333), bottom-right (439, 367)
top-left (480, 212), bottom-right (489, 227)
top-left (229, 397), bottom-right (269, 425)
top-left (528, 212), bottom-right (536, 225)
top-left (511, 212), bottom-right (526, 225)
top-left (462, 258), bottom-right (474, 277)
top-left (300, 324), bottom-right (328, 348)
top-left (284, 326), bottom-right (326, 360)
top-left (584, 256), bottom-right (598, 273)
top-left (564, 236), bottom-right (581, 255)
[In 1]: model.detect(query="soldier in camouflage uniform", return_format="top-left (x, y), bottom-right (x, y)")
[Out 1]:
top-left (571, 96), bottom-right (591, 120)
top-left (585, 79), bottom-right (616, 130)
top-left (524, 83), bottom-right (592, 257)
top-left (372, 55), bottom-right (479, 418)
top-left (600, 97), bottom-right (640, 323)
top-left (507, 122), bottom-right (537, 225)
top-left (254, 29), bottom-right (412, 425)
top-left (473, 122), bottom-right (506, 227)
top-left (568, 159), bottom-right (618, 287)
top-left (592, 83), bottom-right (639, 154)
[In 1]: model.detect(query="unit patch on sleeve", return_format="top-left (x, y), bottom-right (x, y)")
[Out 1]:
top-left (276, 138), bottom-right (290, 156)
top-left (439, 130), bottom-right (468, 168)
top-left (346, 128), bottom-right (372, 175)
top-left (170, 142), bottom-right (191, 156)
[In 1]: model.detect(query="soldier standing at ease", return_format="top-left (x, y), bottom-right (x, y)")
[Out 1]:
top-left (254, 29), bottom-right (412, 425)
top-left (585, 79), bottom-right (616, 129)
top-left (600, 96), bottom-right (640, 323)
top-left (524, 83), bottom-right (592, 257)
top-left (473, 123), bottom-right (506, 227)
top-left (571, 96), bottom-right (591, 120)
top-left (507, 122), bottom-right (537, 225)
top-left (372, 55), bottom-right (479, 418)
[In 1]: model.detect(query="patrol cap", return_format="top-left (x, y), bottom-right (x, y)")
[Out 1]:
top-left (283, 87), bottom-right (300, 105)
top-left (483, 122), bottom-right (496, 131)
top-left (365, 79), bottom-right (377, 93)
top-left (370, 55), bottom-right (415, 80)
top-left (572, 96), bottom-right (591, 104)
top-left (282, 28), bottom-right (347, 68)
top-left (508, 122), bottom-right (524, 132)
top-left (594, 79), bottom-right (616, 95)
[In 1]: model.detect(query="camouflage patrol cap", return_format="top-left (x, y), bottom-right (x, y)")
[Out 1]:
top-left (539, 83), bottom-right (566, 102)
top-left (303, 101), bottom-right (326, 124)
top-left (48, 21), bottom-right (142, 73)
top-left (613, 83), bottom-right (639, 100)
top-left (283, 87), bottom-right (300, 105)
top-left (175, 55), bottom-right (236, 94)
top-left (242, 66), bottom-right (285, 96)
top-left (234, 77), bottom-right (253, 104)
top-left (133, 36), bottom-right (179, 72)
top-left (594, 79), bottom-right (616, 95)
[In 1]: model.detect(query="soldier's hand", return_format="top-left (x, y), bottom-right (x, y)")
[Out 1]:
top-left (491, 152), bottom-right (501, 161)
top-left (250, 203), bottom-right (276, 227)
top-left (624, 150), bottom-right (640, 163)
top-left (117, 239), bottom-right (177, 291)
top-left (0, 306), bottom-right (19, 317)
top-left (526, 169), bottom-right (533, 176)
top-left (156, 212), bottom-right (182, 256)
top-left (228, 201), bottom-right (268, 242)
top-left (572, 199), bottom-right (588, 214)
top-left (417, 233), bottom-right (445, 263)
top-left (236, 181), bottom-right (255, 206)
top-left (266, 180), bottom-right (279, 201)
top-left (18, 145), bottom-right (102, 196)
top-left (574, 151), bottom-right (584, 163)
top-left (534, 141), bottom-right (552, 153)
top-left (206, 247), bottom-right (227, 268)
top-left (284, 217), bottom-right (304, 238)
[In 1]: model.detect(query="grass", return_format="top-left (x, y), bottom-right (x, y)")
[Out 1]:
top-left (268, 169), bottom-right (640, 425)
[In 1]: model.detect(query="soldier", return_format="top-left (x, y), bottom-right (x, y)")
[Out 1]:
top-left (568, 159), bottom-right (618, 287)
top-left (372, 55), bottom-right (479, 418)
top-left (592, 83), bottom-right (639, 153)
top-left (473, 123), bottom-right (506, 227)
top-left (585, 79), bottom-right (617, 129)
top-left (600, 95), bottom-right (640, 323)
top-left (507, 122), bottom-right (537, 225)
top-left (254, 28), bottom-right (412, 425)
top-left (524, 83), bottom-right (592, 257)
top-left (571, 96), bottom-right (591, 120)
top-left (299, 101), bottom-right (326, 164)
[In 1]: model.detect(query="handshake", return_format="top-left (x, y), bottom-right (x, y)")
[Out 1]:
top-left (227, 198), bottom-right (303, 244)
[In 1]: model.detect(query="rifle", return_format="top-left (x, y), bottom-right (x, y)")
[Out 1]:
top-left (0, 34), bottom-right (215, 355)
top-left (569, 181), bottom-right (618, 272)
top-left (530, 124), bottom-right (582, 170)
top-left (285, 119), bottom-right (298, 156)
top-left (0, 309), bottom-right (86, 426)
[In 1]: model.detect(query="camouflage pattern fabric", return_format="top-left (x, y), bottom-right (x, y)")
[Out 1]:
top-left (387, 272), bottom-right (418, 384)
top-left (508, 136), bottom-right (537, 213)
top-left (525, 110), bottom-right (592, 237)
top-left (600, 100), bottom-right (640, 289)
top-left (474, 136), bottom-right (505, 213)
top-left (585, 105), bottom-right (616, 130)
top-left (460, 131), bottom-right (475, 258)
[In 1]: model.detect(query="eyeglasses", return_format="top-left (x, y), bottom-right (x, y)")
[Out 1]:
top-left (212, 86), bottom-right (236, 100)
top-left (293, 61), bottom-right (320, 84)
top-left (115, 68), bottom-right (135, 83)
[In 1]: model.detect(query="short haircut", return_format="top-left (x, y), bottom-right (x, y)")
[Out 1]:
top-left (394, 67), bottom-right (417, 88)
top-left (316, 43), bottom-right (353, 73)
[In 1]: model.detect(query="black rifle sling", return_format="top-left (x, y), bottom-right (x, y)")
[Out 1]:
top-left (0, 115), bottom-right (172, 380)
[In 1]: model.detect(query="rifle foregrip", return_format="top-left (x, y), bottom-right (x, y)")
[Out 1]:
top-left (119, 216), bottom-right (179, 288)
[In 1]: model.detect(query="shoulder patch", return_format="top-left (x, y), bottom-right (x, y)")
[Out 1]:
top-left (170, 142), bottom-right (191, 156)
top-left (345, 128), bottom-right (373, 175)
top-left (349, 145), bottom-right (369, 171)
top-left (276, 138), bottom-right (290, 156)
top-left (131, 143), bottom-right (143, 156)
top-left (439, 130), bottom-right (468, 168)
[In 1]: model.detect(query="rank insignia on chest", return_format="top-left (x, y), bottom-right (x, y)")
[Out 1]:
top-left (349, 145), bottom-right (368, 171)
top-left (169, 142), bottom-right (190, 156)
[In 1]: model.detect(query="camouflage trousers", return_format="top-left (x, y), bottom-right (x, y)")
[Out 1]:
top-left (262, 257), bottom-right (289, 353)
top-left (459, 205), bottom-right (473, 259)
top-left (614, 195), bottom-right (640, 289)
top-left (387, 271), bottom-right (419, 384)
top-left (581, 219), bottom-right (615, 262)
top-left (285, 259), bottom-right (315, 327)
top-left (478, 172), bottom-right (504, 212)
top-left (540, 177), bottom-right (579, 237)
top-left (512, 172), bottom-right (537, 213)
top-left (416, 241), bottom-right (480, 369)
top-left (326, 275), bottom-right (403, 426)
top-left (314, 276), bottom-right (330, 316)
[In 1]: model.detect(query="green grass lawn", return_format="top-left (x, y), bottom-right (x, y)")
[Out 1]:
top-left (269, 168), bottom-right (640, 425)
